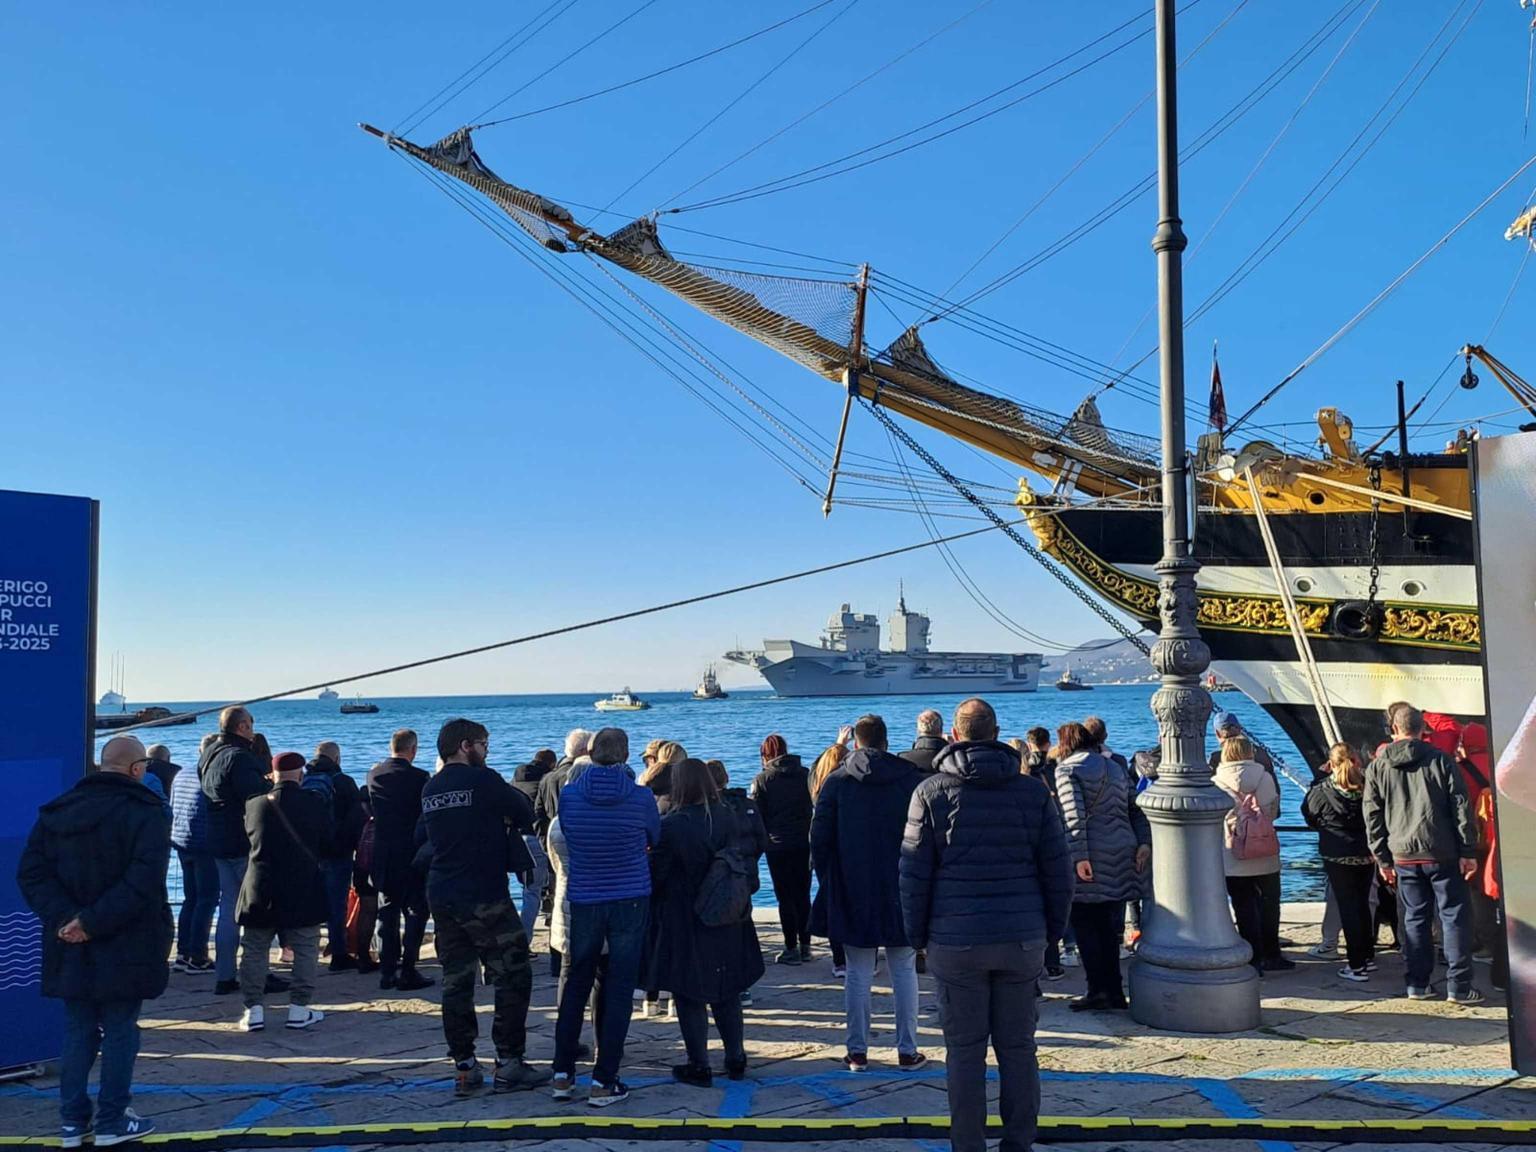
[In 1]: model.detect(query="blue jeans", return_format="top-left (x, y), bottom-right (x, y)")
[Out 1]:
top-left (554, 897), bottom-right (649, 1084)
top-left (175, 849), bottom-right (219, 963)
top-left (61, 1000), bottom-right (141, 1128)
top-left (213, 855), bottom-right (248, 982)
top-left (1397, 861), bottom-right (1474, 996)
top-left (844, 945), bottom-right (918, 1057)
top-left (321, 858), bottom-right (353, 959)
top-left (519, 835), bottom-right (549, 942)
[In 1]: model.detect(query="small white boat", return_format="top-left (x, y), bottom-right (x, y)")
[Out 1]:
top-left (692, 665), bottom-right (728, 701)
top-left (318, 686), bottom-right (339, 700)
top-left (595, 687), bottom-right (650, 712)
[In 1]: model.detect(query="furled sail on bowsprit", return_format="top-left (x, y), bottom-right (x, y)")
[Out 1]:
top-left (364, 123), bottom-right (1161, 498)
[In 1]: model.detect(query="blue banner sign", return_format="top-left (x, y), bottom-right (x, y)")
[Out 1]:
top-left (0, 488), bottom-right (98, 1070)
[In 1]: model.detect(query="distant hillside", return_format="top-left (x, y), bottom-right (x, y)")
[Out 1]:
top-left (1041, 637), bottom-right (1156, 685)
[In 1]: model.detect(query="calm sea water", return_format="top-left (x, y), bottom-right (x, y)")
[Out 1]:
top-left (101, 684), bottom-right (1325, 905)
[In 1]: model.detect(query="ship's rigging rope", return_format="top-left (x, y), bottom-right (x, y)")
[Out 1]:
top-left (1224, 149), bottom-right (1536, 439)
top-left (393, 0), bottom-right (580, 136)
top-left (667, 3), bottom-right (1190, 215)
top-left (462, 0), bottom-right (664, 130)
top-left (1092, 0), bottom-right (1381, 397)
top-left (929, 0), bottom-right (1257, 318)
top-left (924, 0), bottom-right (1365, 323)
top-left (601, 0), bottom-right (863, 213)
top-left (860, 397), bottom-right (1153, 656)
top-left (657, 0), bottom-right (996, 211)
top-left (96, 517), bottom-right (1051, 737)
top-left (469, 0), bottom-right (842, 128)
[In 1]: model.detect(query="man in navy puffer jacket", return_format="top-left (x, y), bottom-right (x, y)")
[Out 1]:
top-left (552, 727), bottom-right (660, 1106)
top-left (901, 698), bottom-right (1073, 1152)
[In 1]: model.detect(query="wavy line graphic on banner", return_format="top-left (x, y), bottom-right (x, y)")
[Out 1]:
top-left (0, 912), bottom-right (44, 990)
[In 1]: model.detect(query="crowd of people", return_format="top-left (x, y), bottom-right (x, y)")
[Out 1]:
top-left (14, 695), bottom-right (1506, 1151)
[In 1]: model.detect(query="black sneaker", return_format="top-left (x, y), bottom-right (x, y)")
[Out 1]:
top-left (214, 979), bottom-right (239, 995)
top-left (1448, 988), bottom-right (1486, 1006)
top-left (799, 942), bottom-right (812, 962)
top-left (182, 957), bottom-right (215, 974)
top-left (379, 973), bottom-right (398, 990)
top-left (898, 1051), bottom-right (928, 1070)
top-left (775, 949), bottom-right (801, 966)
top-left (494, 1059), bottom-right (553, 1092)
top-left (672, 1063), bottom-right (713, 1088)
top-left (397, 971), bottom-right (435, 992)
top-left (454, 1061), bottom-right (485, 1097)
top-left (1044, 965), bottom-right (1067, 981)
top-left (844, 1051), bottom-right (868, 1073)
top-left (587, 1079), bottom-right (630, 1107)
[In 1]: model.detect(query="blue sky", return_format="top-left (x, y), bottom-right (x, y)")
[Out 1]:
top-left (4, 1), bottom-right (1532, 701)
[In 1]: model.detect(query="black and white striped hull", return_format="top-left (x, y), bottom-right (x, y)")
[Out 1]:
top-left (1037, 505), bottom-right (1482, 767)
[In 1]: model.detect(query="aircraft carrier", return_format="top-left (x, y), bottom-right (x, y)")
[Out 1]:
top-left (724, 597), bottom-right (1042, 697)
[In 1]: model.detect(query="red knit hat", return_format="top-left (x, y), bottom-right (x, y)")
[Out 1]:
top-left (272, 751), bottom-right (306, 774)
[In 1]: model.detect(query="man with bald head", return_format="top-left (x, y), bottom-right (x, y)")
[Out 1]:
top-left (305, 740), bottom-right (368, 972)
top-left (199, 706), bottom-right (277, 994)
top-left (19, 736), bottom-right (173, 1146)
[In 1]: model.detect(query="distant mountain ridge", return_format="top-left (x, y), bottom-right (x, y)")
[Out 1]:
top-left (1041, 637), bottom-right (1156, 685)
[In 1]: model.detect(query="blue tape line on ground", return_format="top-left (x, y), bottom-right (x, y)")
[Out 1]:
top-left (1343, 1080), bottom-right (1488, 1120)
top-left (226, 1098), bottom-right (283, 1128)
top-left (1195, 1079), bottom-right (1295, 1152)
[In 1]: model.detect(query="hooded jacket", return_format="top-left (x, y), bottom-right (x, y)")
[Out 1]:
top-left (17, 772), bottom-right (173, 1002)
top-left (199, 733), bottom-right (272, 858)
top-left (1302, 778), bottom-right (1369, 861)
top-left (1057, 750), bottom-right (1154, 897)
top-left (236, 781), bottom-right (330, 931)
top-left (748, 754), bottom-right (813, 852)
top-left (558, 763), bottom-right (661, 905)
top-left (811, 747), bottom-right (924, 948)
top-left (1213, 758), bottom-right (1281, 877)
top-left (900, 741), bottom-right (1073, 949)
top-left (1363, 737), bottom-right (1477, 866)
top-left (898, 734), bottom-right (947, 775)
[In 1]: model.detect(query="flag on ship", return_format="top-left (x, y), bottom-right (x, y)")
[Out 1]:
top-left (1209, 340), bottom-right (1228, 432)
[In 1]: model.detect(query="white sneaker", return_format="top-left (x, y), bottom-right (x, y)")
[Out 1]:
top-left (286, 1005), bottom-right (324, 1030)
top-left (1308, 942), bottom-right (1339, 958)
top-left (1338, 965), bottom-right (1369, 983)
top-left (241, 1005), bottom-right (264, 1032)
top-left (1060, 948), bottom-right (1081, 968)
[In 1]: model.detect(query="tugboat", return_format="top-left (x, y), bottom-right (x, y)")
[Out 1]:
top-left (692, 666), bottom-right (728, 701)
top-left (340, 696), bottom-right (380, 714)
top-left (595, 687), bottom-right (650, 712)
top-left (1055, 666), bottom-right (1092, 692)
top-left (318, 686), bottom-right (339, 700)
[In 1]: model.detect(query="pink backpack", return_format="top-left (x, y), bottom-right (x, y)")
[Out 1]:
top-left (1225, 790), bottom-right (1280, 860)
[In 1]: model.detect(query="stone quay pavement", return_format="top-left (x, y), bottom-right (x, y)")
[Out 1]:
top-left (0, 904), bottom-right (1530, 1152)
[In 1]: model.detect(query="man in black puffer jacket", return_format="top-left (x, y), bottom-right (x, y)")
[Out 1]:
top-left (900, 698), bottom-right (1073, 1152)
top-left (199, 707), bottom-right (273, 994)
top-left (18, 736), bottom-right (172, 1146)
top-left (812, 715), bottom-right (925, 1071)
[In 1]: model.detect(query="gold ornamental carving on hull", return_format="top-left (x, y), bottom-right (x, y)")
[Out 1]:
top-left (1026, 509), bottom-right (1480, 652)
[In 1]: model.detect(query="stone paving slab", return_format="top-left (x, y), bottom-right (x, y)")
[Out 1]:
top-left (0, 904), bottom-right (1531, 1150)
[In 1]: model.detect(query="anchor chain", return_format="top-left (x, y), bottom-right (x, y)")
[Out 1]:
top-left (1365, 460), bottom-right (1383, 615)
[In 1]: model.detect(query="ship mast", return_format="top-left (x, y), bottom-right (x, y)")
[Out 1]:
top-left (1131, 0), bottom-right (1261, 1033)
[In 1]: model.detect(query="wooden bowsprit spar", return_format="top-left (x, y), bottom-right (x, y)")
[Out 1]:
top-left (358, 122), bottom-right (1163, 503)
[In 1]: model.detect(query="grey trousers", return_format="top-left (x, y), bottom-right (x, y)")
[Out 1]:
top-left (240, 924), bottom-right (320, 1008)
top-left (927, 942), bottom-right (1044, 1152)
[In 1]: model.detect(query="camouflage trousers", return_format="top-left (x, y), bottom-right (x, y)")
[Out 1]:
top-left (435, 899), bottom-right (532, 1063)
